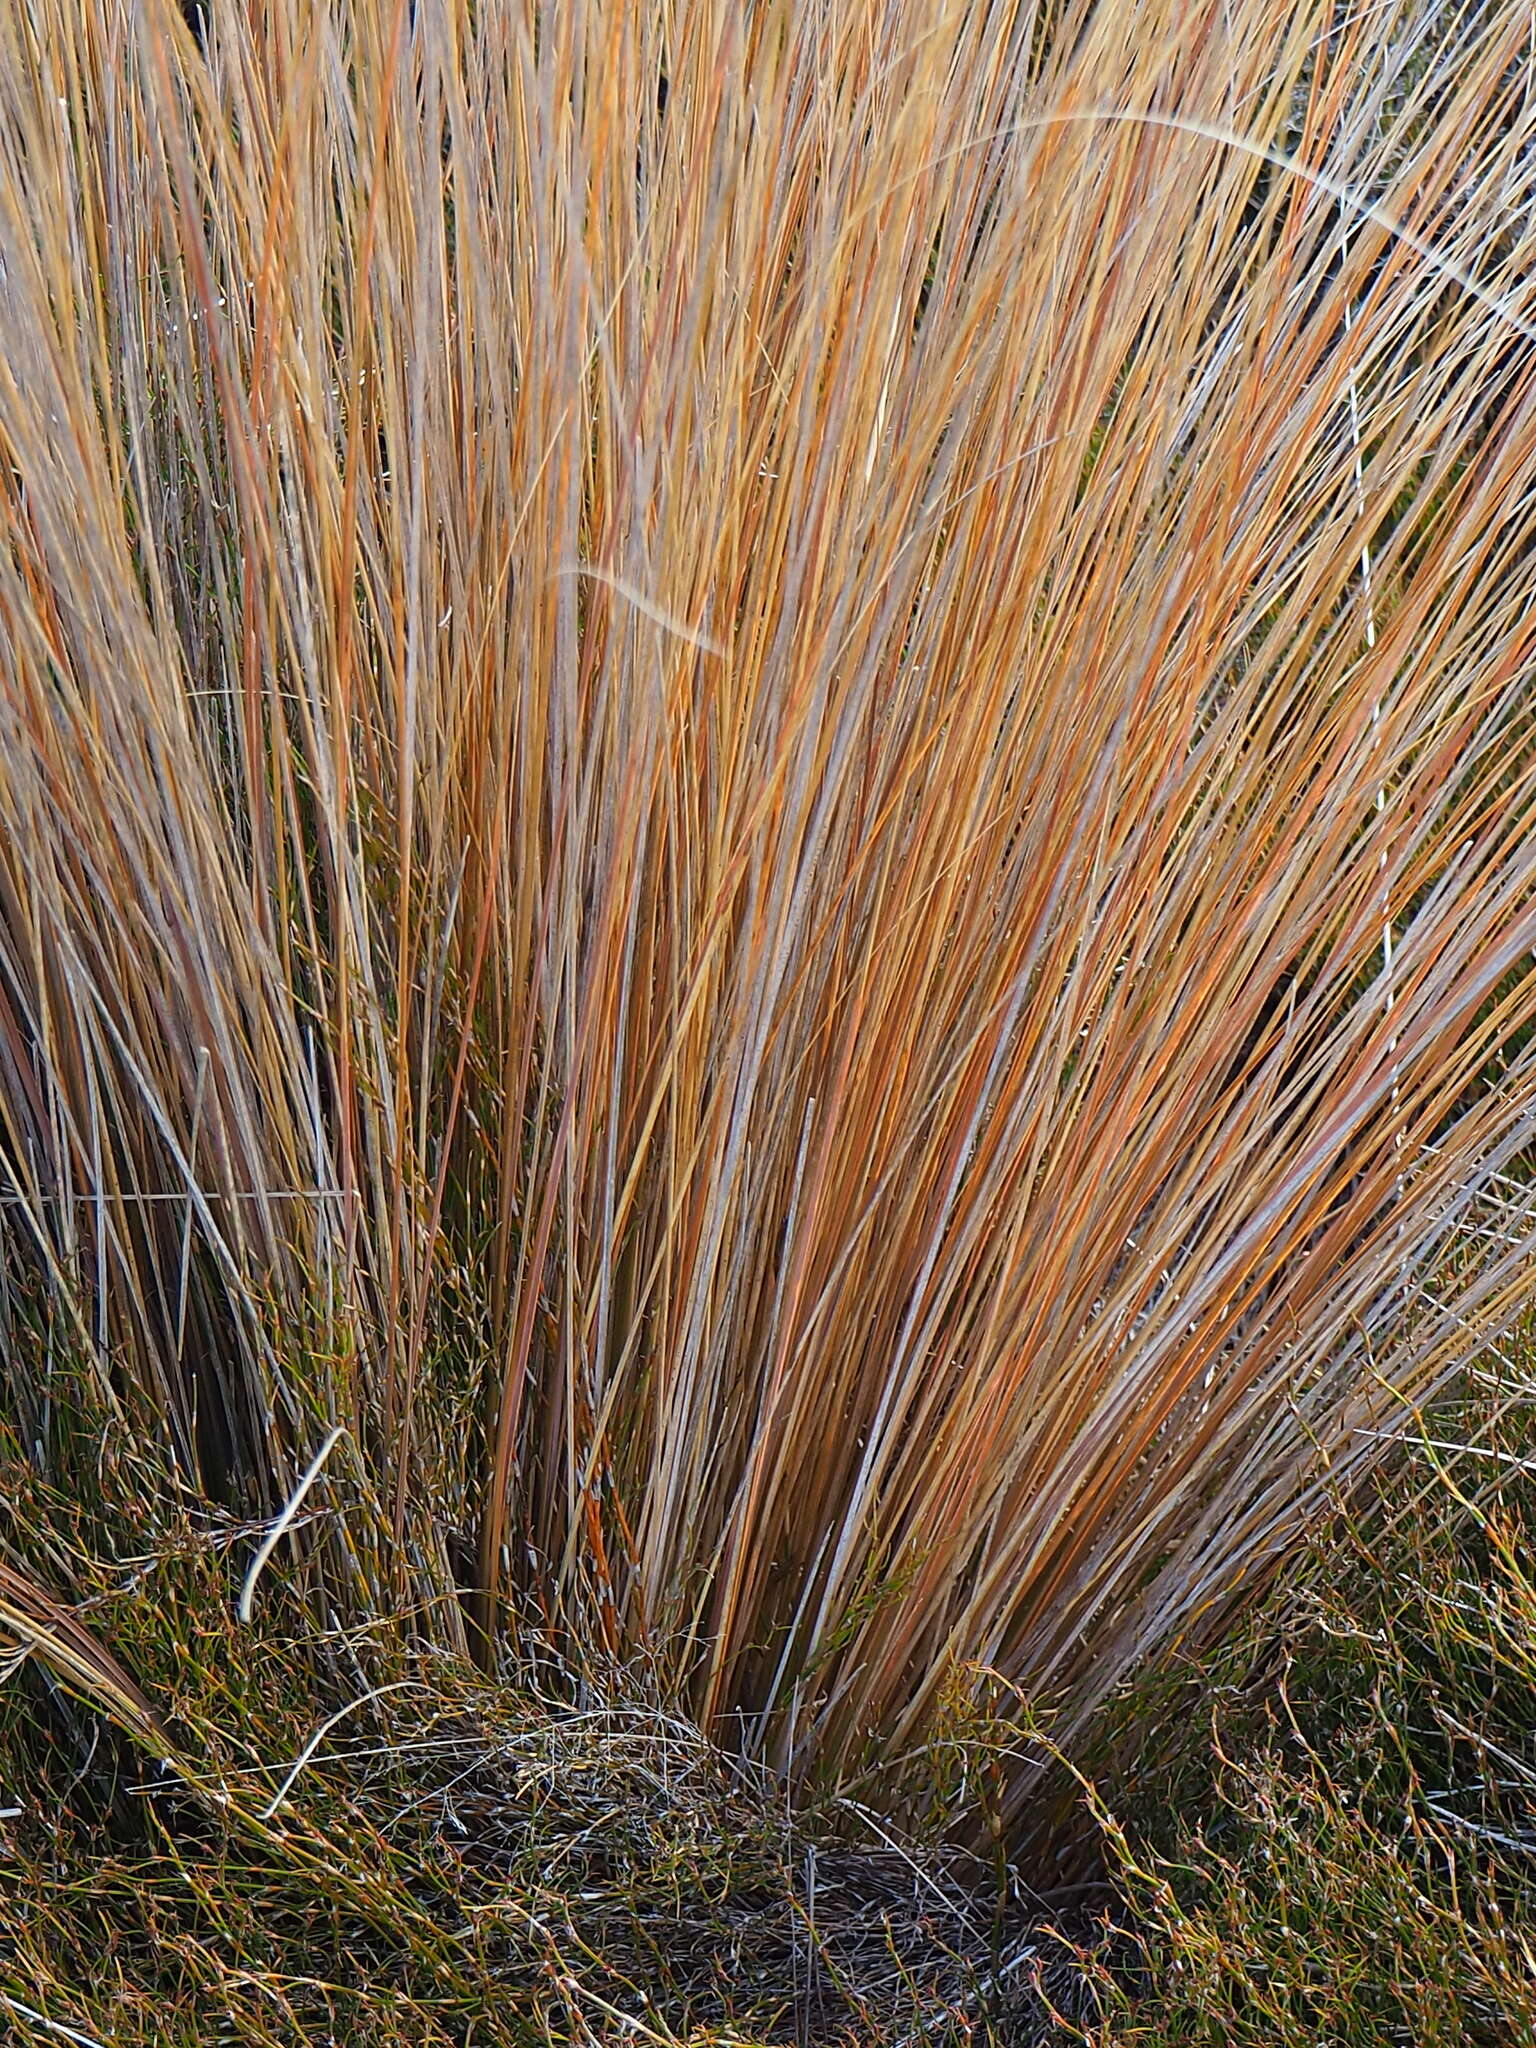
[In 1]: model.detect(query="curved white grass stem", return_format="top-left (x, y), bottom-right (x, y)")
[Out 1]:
top-left (258, 1678), bottom-right (417, 1820)
top-left (238, 1425), bottom-right (346, 1624)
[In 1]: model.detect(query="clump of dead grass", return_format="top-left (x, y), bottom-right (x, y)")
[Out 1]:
top-left (4, 0), bottom-right (1536, 1857)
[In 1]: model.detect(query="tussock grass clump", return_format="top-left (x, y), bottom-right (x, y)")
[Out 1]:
top-left (4, 0), bottom-right (1536, 1861)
